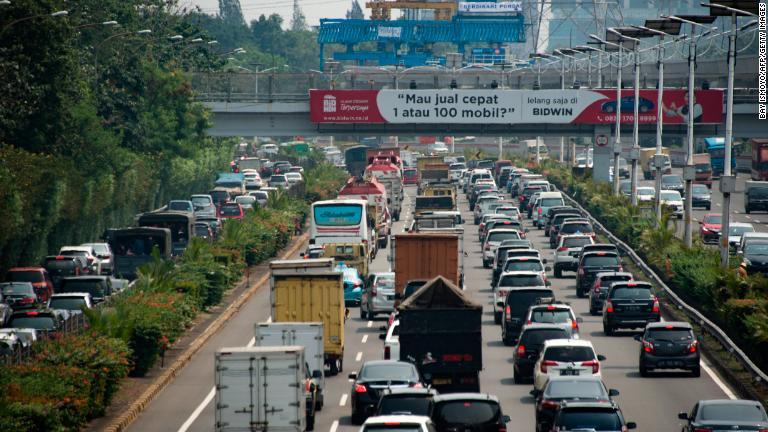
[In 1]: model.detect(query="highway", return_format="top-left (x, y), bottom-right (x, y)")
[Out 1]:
top-left (127, 183), bottom-right (736, 432)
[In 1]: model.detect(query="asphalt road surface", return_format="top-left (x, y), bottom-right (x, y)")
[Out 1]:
top-left (128, 184), bottom-right (735, 432)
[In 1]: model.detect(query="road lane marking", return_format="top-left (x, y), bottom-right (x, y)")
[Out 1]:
top-left (746, 215), bottom-right (752, 219)
top-left (330, 420), bottom-right (339, 432)
top-left (355, 351), bottom-right (363, 362)
top-left (701, 361), bottom-right (737, 399)
top-left (716, 203), bottom-right (722, 207)
top-left (367, 321), bottom-right (373, 328)
top-left (339, 394), bottom-right (348, 406)
top-left (362, 334), bottom-right (368, 343)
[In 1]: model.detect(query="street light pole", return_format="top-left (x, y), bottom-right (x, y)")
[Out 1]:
top-left (631, 44), bottom-right (641, 206)
top-left (613, 43), bottom-right (623, 196)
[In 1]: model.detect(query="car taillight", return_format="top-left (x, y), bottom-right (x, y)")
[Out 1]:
top-left (643, 340), bottom-right (654, 353)
top-left (652, 298), bottom-right (660, 313)
top-left (605, 300), bottom-right (614, 313)
top-left (539, 400), bottom-right (559, 410)
top-left (384, 345), bottom-right (390, 359)
top-left (354, 281), bottom-right (362, 288)
top-left (517, 345), bottom-right (526, 358)
top-left (540, 360), bottom-right (557, 373)
top-left (411, 382), bottom-right (423, 388)
top-left (505, 305), bottom-right (511, 321)
top-left (688, 340), bottom-right (698, 353)
top-left (693, 428), bottom-right (713, 432)
top-left (485, 244), bottom-right (491, 251)
top-left (21, 297), bottom-right (34, 304)
top-left (571, 319), bottom-right (579, 330)
top-left (557, 246), bottom-right (567, 252)
top-left (581, 360), bottom-right (600, 373)
top-left (354, 384), bottom-right (367, 393)
top-left (371, 285), bottom-right (377, 297)
top-left (538, 208), bottom-right (542, 215)
top-left (498, 427), bottom-right (506, 432)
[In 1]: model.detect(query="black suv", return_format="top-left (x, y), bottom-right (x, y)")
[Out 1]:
top-left (513, 323), bottom-right (569, 383)
top-left (431, 393), bottom-right (510, 432)
top-left (501, 287), bottom-right (555, 346)
top-left (532, 376), bottom-right (620, 432)
top-left (543, 207), bottom-right (578, 235)
top-left (551, 400), bottom-right (636, 431)
top-left (59, 276), bottom-right (113, 304)
top-left (636, 321), bottom-right (700, 377)
top-left (550, 218), bottom-right (592, 249)
top-left (576, 251), bottom-right (622, 298)
top-left (679, 399), bottom-right (768, 431)
top-left (349, 360), bottom-right (422, 424)
top-left (602, 281), bottom-right (660, 335)
top-left (7, 309), bottom-right (67, 332)
top-left (588, 272), bottom-right (633, 315)
top-left (375, 387), bottom-right (437, 416)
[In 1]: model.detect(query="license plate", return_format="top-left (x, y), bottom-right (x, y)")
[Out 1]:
top-left (560, 369), bottom-right (578, 376)
top-left (386, 295), bottom-right (394, 300)
top-left (660, 361), bottom-right (684, 368)
top-left (624, 305), bottom-right (640, 311)
top-left (432, 378), bottom-right (452, 385)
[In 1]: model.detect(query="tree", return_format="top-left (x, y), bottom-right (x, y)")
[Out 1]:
top-left (291, 0), bottom-right (308, 31)
top-left (346, 0), bottom-right (364, 19)
top-left (219, 0), bottom-right (246, 27)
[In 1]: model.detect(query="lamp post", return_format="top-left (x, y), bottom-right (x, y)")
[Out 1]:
top-left (75, 20), bottom-right (118, 30)
top-left (574, 46), bottom-right (601, 89)
top-left (554, 49), bottom-right (575, 163)
top-left (1, 9), bottom-right (67, 34)
top-left (702, 1), bottom-right (758, 267)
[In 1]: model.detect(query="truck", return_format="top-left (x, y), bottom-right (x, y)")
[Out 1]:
top-left (105, 227), bottom-right (172, 280)
top-left (397, 276), bottom-right (482, 393)
top-left (270, 259), bottom-right (346, 375)
top-left (365, 161), bottom-right (403, 221)
top-left (254, 322), bottom-right (326, 411)
top-left (345, 145), bottom-right (369, 177)
top-left (215, 172), bottom-right (246, 196)
top-left (366, 148), bottom-right (402, 170)
top-left (745, 181), bottom-right (768, 214)
top-left (640, 147), bottom-right (672, 179)
top-left (693, 153), bottom-right (713, 187)
top-left (391, 232), bottom-right (464, 297)
top-left (417, 156), bottom-right (444, 179)
top-left (419, 163), bottom-right (450, 186)
top-left (338, 177), bottom-right (391, 249)
top-left (215, 346), bottom-right (313, 432)
top-left (750, 138), bottom-right (768, 181)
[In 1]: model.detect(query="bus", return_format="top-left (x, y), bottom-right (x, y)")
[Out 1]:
top-left (751, 138), bottom-right (768, 180)
top-left (310, 199), bottom-right (372, 248)
top-left (345, 145), bottom-right (368, 177)
top-left (705, 137), bottom-right (736, 177)
top-left (105, 227), bottom-right (172, 279)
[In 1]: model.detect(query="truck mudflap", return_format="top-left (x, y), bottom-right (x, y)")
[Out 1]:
top-left (423, 372), bottom-right (480, 393)
top-left (324, 351), bottom-right (344, 376)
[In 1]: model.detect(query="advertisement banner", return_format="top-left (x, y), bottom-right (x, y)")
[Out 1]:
top-left (309, 89), bottom-right (723, 125)
top-left (458, 2), bottom-right (523, 13)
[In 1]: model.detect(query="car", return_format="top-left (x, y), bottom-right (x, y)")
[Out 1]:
top-left (193, 222), bottom-right (215, 240)
top-left (524, 300), bottom-right (582, 339)
top-left (0, 289), bottom-right (13, 325)
top-left (576, 251), bottom-right (622, 298)
top-left (190, 194), bottom-right (217, 218)
top-left (272, 161), bottom-right (293, 175)
top-left (533, 192), bottom-right (565, 228)
top-left (659, 190), bottom-right (684, 218)
top-left (495, 206), bottom-right (521, 220)
top-left (502, 287), bottom-right (555, 346)
top-left (513, 324), bottom-right (570, 383)
top-left (678, 399), bottom-right (768, 431)
top-left (0, 282), bottom-right (38, 310)
top-left (543, 207), bottom-right (578, 235)
top-left (483, 229), bottom-right (523, 268)
top-left (361, 415), bottom-right (435, 432)
top-left (379, 319), bottom-right (400, 360)
top-left (636, 321), bottom-right (700, 377)
top-left (691, 183), bottom-right (712, 210)
top-left (588, 272), bottom-right (633, 315)
top-left (349, 360), bottom-right (422, 424)
top-left (547, 214), bottom-right (582, 244)
top-left (218, 202), bottom-right (245, 220)
top-left (579, 243), bottom-right (620, 260)
top-left (0, 328), bottom-right (37, 354)
top-left (58, 276), bottom-right (113, 304)
top-left (269, 174), bottom-right (289, 189)
top-left (660, 174), bottom-right (685, 196)
top-left (554, 220), bottom-right (595, 249)
top-left (197, 215), bottom-right (222, 236)
top-left (473, 195), bottom-right (501, 222)
top-left (602, 281), bottom-right (660, 335)
top-left (526, 193), bottom-right (544, 219)
top-left (532, 376), bottom-right (620, 432)
top-left (493, 271), bottom-right (547, 324)
top-left (483, 219), bottom-right (525, 242)
top-left (551, 400), bottom-right (636, 431)
top-left (430, 393), bottom-right (510, 432)
top-left (501, 257), bottom-right (549, 283)
top-left (739, 240), bottom-right (768, 275)
top-left (234, 195), bottom-right (257, 210)
top-left (242, 170), bottom-right (263, 189)
top-left (285, 172), bottom-right (303, 185)
top-left (361, 272), bottom-right (395, 319)
top-left (636, 186), bottom-right (656, 202)
top-left (728, 222), bottom-right (756, 251)
top-left (5, 268), bottom-right (54, 304)
top-left (449, 163), bottom-right (466, 182)
top-left (47, 293), bottom-right (93, 315)
top-left (42, 255), bottom-right (86, 289)
top-left (553, 235), bottom-right (594, 278)
top-left (467, 169), bottom-right (493, 195)
top-left (167, 200), bottom-right (194, 213)
top-left (81, 242), bottom-right (113, 275)
top-left (519, 186), bottom-right (546, 211)
top-left (6, 309), bottom-right (67, 332)
top-left (619, 180), bottom-right (632, 197)
top-left (375, 385), bottom-right (436, 416)
top-left (337, 264), bottom-right (364, 306)
top-left (491, 241), bottom-right (535, 286)
top-left (478, 214), bottom-right (514, 241)
top-left (601, 95), bottom-right (654, 113)
top-left (59, 245), bottom-right (102, 274)
top-left (533, 339), bottom-right (606, 391)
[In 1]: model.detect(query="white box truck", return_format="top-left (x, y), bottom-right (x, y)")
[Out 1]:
top-left (215, 346), bottom-right (314, 432)
top-left (255, 322), bottom-right (325, 410)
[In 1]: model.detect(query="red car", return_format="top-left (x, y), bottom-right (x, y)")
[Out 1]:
top-left (699, 213), bottom-right (722, 244)
top-left (218, 202), bottom-right (245, 220)
top-left (402, 168), bottom-right (418, 185)
top-left (5, 267), bottom-right (54, 303)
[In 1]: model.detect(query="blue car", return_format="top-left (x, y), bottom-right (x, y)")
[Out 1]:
top-left (601, 96), bottom-right (654, 114)
top-left (336, 264), bottom-right (364, 306)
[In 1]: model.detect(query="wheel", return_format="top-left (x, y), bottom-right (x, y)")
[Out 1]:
top-left (603, 324), bottom-right (614, 336)
top-left (483, 260), bottom-right (490, 269)
top-left (590, 308), bottom-right (598, 316)
top-left (576, 286), bottom-right (586, 298)
top-left (502, 329), bottom-right (514, 346)
top-left (513, 370), bottom-right (522, 384)
top-left (554, 265), bottom-right (563, 278)
top-left (639, 364), bottom-right (649, 377)
top-left (494, 311), bottom-right (502, 325)
top-left (338, 356), bottom-right (344, 373)
top-left (328, 360), bottom-right (339, 376)
top-left (351, 407), bottom-right (365, 425)
top-left (316, 394), bottom-right (324, 411)
top-left (360, 307), bottom-right (368, 320)
top-left (691, 366), bottom-right (701, 377)
top-left (306, 413), bottom-right (315, 431)
top-left (706, 205), bottom-right (711, 210)
top-left (746, 207), bottom-right (751, 214)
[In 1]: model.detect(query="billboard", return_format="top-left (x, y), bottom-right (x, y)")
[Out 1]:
top-left (458, 2), bottom-right (523, 13)
top-left (309, 89), bottom-right (723, 125)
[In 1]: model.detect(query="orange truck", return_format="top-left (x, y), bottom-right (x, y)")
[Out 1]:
top-left (391, 232), bottom-right (464, 299)
top-left (693, 153), bottom-right (712, 187)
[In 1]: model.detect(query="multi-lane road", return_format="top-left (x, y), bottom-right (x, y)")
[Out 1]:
top-left (127, 183), bottom-right (737, 432)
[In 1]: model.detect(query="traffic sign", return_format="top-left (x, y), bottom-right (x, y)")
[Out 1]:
top-left (595, 134), bottom-right (609, 147)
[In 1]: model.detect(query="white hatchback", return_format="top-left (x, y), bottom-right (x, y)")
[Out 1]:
top-left (533, 339), bottom-right (605, 391)
top-left (361, 415), bottom-right (434, 432)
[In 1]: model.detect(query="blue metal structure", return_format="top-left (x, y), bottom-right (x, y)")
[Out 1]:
top-left (318, 16), bottom-right (525, 68)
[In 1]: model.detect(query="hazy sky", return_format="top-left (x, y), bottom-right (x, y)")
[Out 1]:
top-left (188, 0), bottom-right (367, 28)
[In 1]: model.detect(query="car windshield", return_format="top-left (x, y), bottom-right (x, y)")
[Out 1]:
top-left (540, 198), bottom-right (564, 207)
top-left (271, 176), bottom-right (286, 183)
top-left (504, 261), bottom-right (543, 272)
top-left (521, 329), bottom-right (569, 346)
top-left (646, 328), bottom-right (693, 341)
top-left (745, 243), bottom-right (768, 255)
top-left (699, 403), bottom-right (768, 421)
top-left (375, 275), bottom-right (395, 289)
top-left (531, 309), bottom-right (572, 324)
top-left (750, 187), bottom-right (768, 199)
top-left (194, 226), bottom-right (210, 236)
top-left (499, 274), bottom-right (544, 287)
top-left (363, 426), bottom-right (421, 432)
top-left (545, 380), bottom-right (607, 399)
top-left (433, 400), bottom-right (499, 424)
top-left (61, 280), bottom-right (104, 296)
top-left (235, 196), bottom-right (256, 205)
top-left (49, 297), bottom-right (87, 310)
top-left (558, 410), bottom-right (622, 429)
top-left (168, 201), bottom-right (191, 211)
top-left (544, 346), bottom-right (595, 362)
top-left (404, 282), bottom-right (427, 298)
top-left (360, 364), bottom-right (417, 381)
top-left (1, 284), bottom-right (34, 296)
top-left (220, 205), bottom-right (241, 216)
top-left (378, 397), bottom-right (431, 416)
top-left (583, 255), bottom-right (620, 267)
top-left (44, 259), bottom-right (77, 270)
top-left (638, 188), bottom-right (654, 196)
top-left (564, 237), bottom-right (592, 248)
top-left (692, 185), bottom-right (710, 194)
top-left (729, 225), bottom-right (755, 236)
top-left (610, 287), bottom-right (652, 299)
top-left (496, 208), bottom-right (519, 216)
top-left (7, 271), bottom-right (44, 283)
top-left (561, 223), bottom-right (593, 234)
top-left (662, 175), bottom-right (683, 184)
top-left (507, 291), bottom-right (553, 316)
top-left (660, 191), bottom-right (682, 201)
top-left (704, 215), bottom-right (722, 224)
top-left (9, 316), bottom-right (56, 330)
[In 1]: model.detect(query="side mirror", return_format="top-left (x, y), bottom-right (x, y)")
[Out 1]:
top-left (300, 252), bottom-right (305, 257)
top-left (576, 317), bottom-right (583, 323)
top-left (542, 258), bottom-right (548, 264)
top-left (545, 266), bottom-right (552, 272)
top-left (501, 415), bottom-right (510, 424)
top-left (597, 354), bottom-right (607, 361)
top-left (546, 281), bottom-right (552, 287)
top-left (626, 422), bottom-right (637, 430)
top-left (677, 412), bottom-right (689, 420)
top-left (608, 388), bottom-right (620, 397)
top-left (379, 326), bottom-right (387, 331)
top-left (348, 372), bottom-right (358, 380)
top-left (529, 389), bottom-right (540, 397)
top-left (633, 334), bottom-right (642, 342)
top-left (312, 370), bottom-right (323, 379)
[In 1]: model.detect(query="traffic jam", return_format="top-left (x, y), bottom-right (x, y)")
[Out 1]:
top-left (212, 146), bottom-right (768, 432)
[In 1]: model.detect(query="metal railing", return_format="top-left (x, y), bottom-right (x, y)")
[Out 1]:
top-left (1, 312), bottom-right (88, 365)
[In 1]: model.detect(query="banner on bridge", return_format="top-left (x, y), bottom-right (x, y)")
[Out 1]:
top-left (309, 89), bottom-right (723, 125)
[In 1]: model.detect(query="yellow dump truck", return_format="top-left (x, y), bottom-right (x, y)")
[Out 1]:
top-left (320, 242), bottom-right (369, 277)
top-left (270, 258), bottom-right (346, 375)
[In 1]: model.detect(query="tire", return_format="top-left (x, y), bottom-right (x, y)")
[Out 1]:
top-left (590, 308), bottom-right (598, 316)
top-left (360, 307), bottom-right (368, 320)
top-left (706, 205), bottom-right (711, 211)
top-left (746, 206), bottom-right (751, 214)
top-left (328, 359), bottom-right (339, 376)
top-left (483, 260), bottom-right (490, 269)
top-left (691, 366), bottom-right (701, 377)
top-left (502, 331), bottom-right (514, 346)
top-left (554, 265), bottom-right (563, 278)
top-left (306, 413), bottom-right (315, 431)
top-left (351, 408), bottom-right (365, 425)
top-left (576, 286), bottom-right (586, 298)
top-left (494, 311), bottom-right (502, 325)
top-left (639, 364), bottom-right (649, 377)
top-left (603, 323), bottom-right (614, 336)
top-left (513, 370), bottom-right (523, 384)
top-left (316, 394), bottom-right (324, 411)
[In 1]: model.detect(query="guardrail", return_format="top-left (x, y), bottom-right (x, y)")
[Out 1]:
top-left (558, 187), bottom-right (768, 392)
